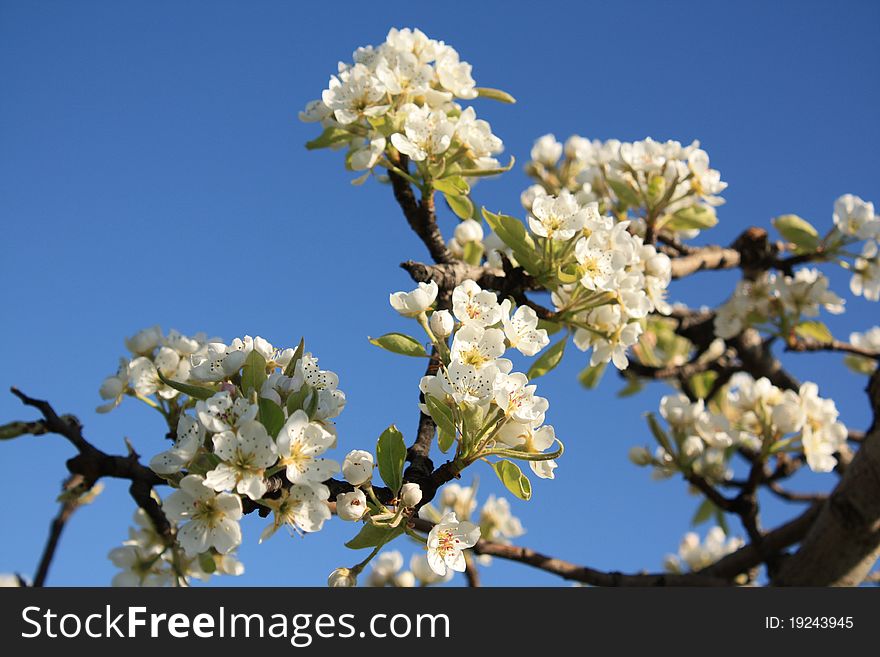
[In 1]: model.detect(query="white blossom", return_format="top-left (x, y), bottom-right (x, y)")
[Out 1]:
top-left (163, 475), bottom-right (243, 557)
top-left (426, 511), bottom-right (481, 576)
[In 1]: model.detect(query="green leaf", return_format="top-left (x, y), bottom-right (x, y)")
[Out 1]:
top-left (425, 396), bottom-right (457, 439)
top-left (527, 337), bottom-right (566, 379)
top-left (491, 460), bottom-right (532, 501)
top-left (463, 240), bottom-right (484, 266)
top-left (345, 522), bottom-right (404, 550)
top-left (537, 318), bottom-right (563, 336)
top-left (303, 388), bottom-right (319, 419)
top-left (283, 337), bottom-right (305, 376)
top-left (557, 263), bottom-right (580, 285)
top-left (772, 214), bottom-right (819, 251)
top-left (437, 426), bottom-right (455, 453)
top-left (844, 354), bottom-right (877, 375)
top-left (368, 333), bottom-right (428, 357)
top-left (690, 371), bottom-right (718, 400)
top-left (607, 177), bottom-right (641, 207)
top-left (645, 413), bottom-right (673, 455)
top-left (795, 320), bottom-right (833, 343)
top-left (240, 350), bottom-right (267, 395)
top-left (475, 87), bottom-right (516, 103)
top-left (286, 384), bottom-right (311, 415)
top-left (578, 361), bottom-right (607, 389)
top-left (156, 370), bottom-right (217, 401)
top-left (663, 205), bottom-right (718, 232)
top-left (305, 126), bottom-right (352, 150)
top-left (455, 156), bottom-right (515, 178)
top-left (691, 498), bottom-right (715, 526)
top-left (617, 375), bottom-right (643, 398)
top-left (482, 208), bottom-right (542, 277)
top-left (433, 176), bottom-right (469, 196)
top-left (445, 192), bottom-right (474, 219)
top-left (198, 552), bottom-right (217, 574)
top-left (376, 425), bottom-right (406, 494)
top-left (258, 398), bottom-right (286, 438)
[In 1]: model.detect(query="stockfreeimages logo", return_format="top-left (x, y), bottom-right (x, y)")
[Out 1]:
top-left (20, 606), bottom-right (450, 647)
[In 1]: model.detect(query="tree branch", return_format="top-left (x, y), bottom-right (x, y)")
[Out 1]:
top-left (388, 159), bottom-right (452, 264)
top-left (10, 387), bottom-right (172, 542)
top-left (33, 474), bottom-right (88, 587)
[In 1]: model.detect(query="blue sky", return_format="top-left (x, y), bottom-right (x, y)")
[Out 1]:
top-left (1, 0), bottom-right (878, 586)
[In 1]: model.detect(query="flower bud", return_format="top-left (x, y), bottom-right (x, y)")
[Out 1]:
top-left (681, 435), bottom-right (704, 459)
top-left (399, 482), bottom-right (422, 508)
top-left (342, 450), bottom-right (373, 486)
top-left (336, 490), bottom-right (368, 521)
top-left (99, 376), bottom-right (124, 400)
top-left (393, 571), bottom-right (416, 588)
top-left (628, 446), bottom-right (652, 466)
top-left (328, 567), bottom-right (357, 588)
top-left (429, 310), bottom-right (454, 338)
top-left (454, 219), bottom-right (484, 244)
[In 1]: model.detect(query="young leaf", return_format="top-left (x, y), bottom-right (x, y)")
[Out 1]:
top-left (475, 87), bottom-right (516, 103)
top-left (607, 178), bottom-right (641, 207)
top-left (305, 126), bottom-right (352, 150)
top-left (455, 156), bottom-right (515, 178)
top-left (445, 192), bottom-right (474, 220)
top-left (425, 396), bottom-right (457, 439)
top-left (303, 388), bottom-right (319, 419)
top-left (795, 320), bottom-right (833, 343)
top-left (368, 333), bottom-right (428, 357)
top-left (283, 337), bottom-right (305, 376)
top-left (258, 398), bottom-right (286, 438)
top-left (433, 176), bottom-right (469, 196)
top-left (527, 337), bottom-right (567, 379)
top-left (617, 375), bottom-right (643, 398)
top-left (240, 350), bottom-right (268, 395)
top-left (156, 370), bottom-right (217, 401)
top-left (578, 361), bottom-right (607, 389)
top-left (482, 208), bottom-right (543, 277)
top-left (437, 426), bottom-right (455, 453)
top-left (491, 459), bottom-right (532, 501)
top-left (645, 413), bottom-right (673, 455)
top-left (772, 214), bottom-right (819, 251)
top-left (376, 425), bottom-right (406, 494)
top-left (286, 384), bottom-right (311, 415)
top-left (345, 522), bottom-right (404, 550)
top-left (691, 498), bottom-right (716, 526)
top-left (662, 205), bottom-right (718, 232)
top-left (537, 318), bottom-right (563, 336)
top-left (463, 240), bottom-right (484, 266)
top-left (198, 552), bottom-right (217, 574)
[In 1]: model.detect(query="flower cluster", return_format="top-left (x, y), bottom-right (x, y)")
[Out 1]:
top-left (726, 375), bottom-right (847, 473)
top-left (384, 279), bottom-right (564, 486)
top-left (108, 508), bottom-right (244, 587)
top-left (632, 373), bottom-right (848, 479)
top-left (834, 195), bottom-right (880, 301)
top-left (663, 527), bottom-right (743, 573)
top-left (300, 27), bottom-right (509, 190)
top-left (478, 194), bottom-right (672, 372)
top-left (524, 134), bottom-right (726, 241)
top-left (96, 326), bottom-right (218, 413)
top-left (101, 329), bottom-right (348, 584)
top-left (714, 268), bottom-right (844, 340)
top-left (544, 198), bottom-right (673, 369)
